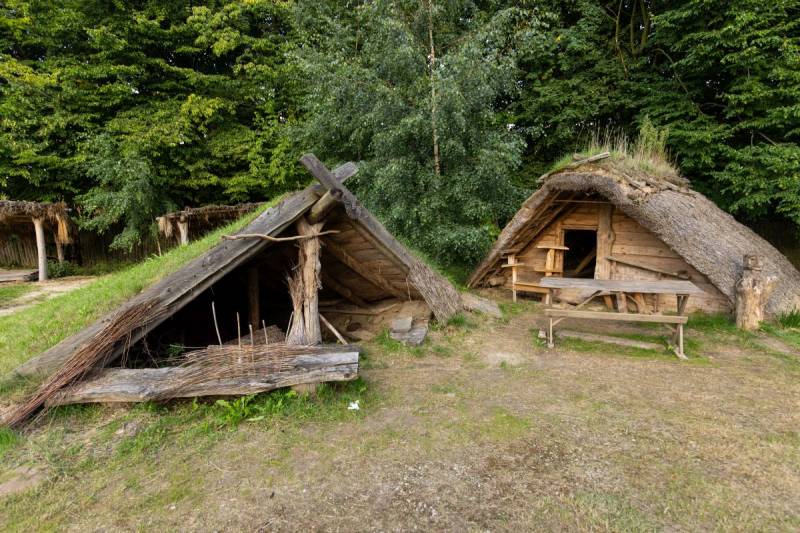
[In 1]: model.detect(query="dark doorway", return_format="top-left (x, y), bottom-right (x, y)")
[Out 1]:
top-left (563, 230), bottom-right (597, 278)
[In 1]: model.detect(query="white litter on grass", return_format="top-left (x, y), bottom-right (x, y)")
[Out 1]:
top-left (347, 400), bottom-right (360, 411)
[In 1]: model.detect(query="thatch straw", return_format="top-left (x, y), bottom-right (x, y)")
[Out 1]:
top-left (3, 300), bottom-right (162, 428)
top-left (468, 159), bottom-right (800, 316)
top-left (0, 200), bottom-right (73, 244)
top-left (156, 203), bottom-right (263, 238)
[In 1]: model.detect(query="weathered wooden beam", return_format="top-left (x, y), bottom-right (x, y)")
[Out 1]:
top-left (323, 237), bottom-right (406, 299)
top-left (298, 217), bottom-right (324, 344)
top-left (308, 162), bottom-right (358, 223)
top-left (177, 217), bottom-right (189, 246)
top-left (595, 204), bottom-right (615, 279)
top-left (247, 267), bottom-right (260, 328)
top-left (300, 153), bottom-right (462, 322)
top-left (48, 346), bottom-right (360, 405)
top-left (33, 217), bottom-right (48, 281)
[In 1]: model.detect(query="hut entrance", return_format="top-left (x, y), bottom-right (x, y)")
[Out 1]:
top-left (562, 229), bottom-right (597, 278)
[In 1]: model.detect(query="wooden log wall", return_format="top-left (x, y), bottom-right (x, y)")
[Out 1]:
top-left (510, 203), bottom-right (732, 313)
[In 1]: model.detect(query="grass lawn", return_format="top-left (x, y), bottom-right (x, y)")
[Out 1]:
top-left (0, 285), bottom-right (34, 308)
top-left (0, 205), bottom-right (268, 379)
top-left (1, 301), bottom-right (798, 530)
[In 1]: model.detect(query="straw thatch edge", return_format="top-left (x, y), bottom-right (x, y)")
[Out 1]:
top-left (469, 162), bottom-right (800, 317)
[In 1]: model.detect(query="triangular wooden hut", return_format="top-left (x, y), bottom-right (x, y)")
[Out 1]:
top-left (6, 155), bottom-right (464, 425)
top-left (469, 156), bottom-right (800, 317)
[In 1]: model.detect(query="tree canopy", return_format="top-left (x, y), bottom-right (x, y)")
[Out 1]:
top-left (1, 0), bottom-right (798, 262)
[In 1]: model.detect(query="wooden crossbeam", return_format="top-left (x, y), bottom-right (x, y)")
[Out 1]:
top-left (323, 238), bottom-right (406, 299)
top-left (308, 162), bottom-right (358, 223)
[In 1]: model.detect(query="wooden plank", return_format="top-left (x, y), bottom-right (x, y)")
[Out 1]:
top-left (321, 271), bottom-right (370, 308)
top-left (595, 204), bottom-right (614, 279)
top-left (544, 308), bottom-right (688, 324)
top-left (538, 277), bottom-right (703, 295)
top-left (323, 238), bottom-right (406, 299)
top-left (611, 244), bottom-right (681, 259)
top-left (536, 244), bottom-right (569, 251)
top-left (49, 347), bottom-right (360, 405)
top-left (607, 255), bottom-right (690, 279)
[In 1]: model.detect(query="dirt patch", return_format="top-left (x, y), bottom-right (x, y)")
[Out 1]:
top-left (1, 301), bottom-right (799, 530)
top-left (0, 276), bottom-right (95, 317)
top-left (0, 465), bottom-right (46, 498)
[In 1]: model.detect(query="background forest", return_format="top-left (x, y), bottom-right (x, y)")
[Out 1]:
top-left (1, 0), bottom-right (799, 266)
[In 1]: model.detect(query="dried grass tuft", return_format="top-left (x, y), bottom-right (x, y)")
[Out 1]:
top-left (3, 300), bottom-right (163, 428)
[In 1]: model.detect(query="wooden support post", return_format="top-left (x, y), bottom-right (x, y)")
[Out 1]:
top-left (595, 204), bottom-right (615, 280)
top-left (548, 317), bottom-right (554, 349)
top-left (509, 254), bottom-right (518, 302)
top-left (177, 217), bottom-right (189, 246)
top-left (247, 267), bottom-right (260, 329)
top-left (615, 292), bottom-right (628, 313)
top-left (735, 255), bottom-right (775, 331)
top-left (33, 217), bottom-right (48, 282)
top-left (287, 217), bottom-right (324, 345)
top-left (54, 233), bottom-right (65, 264)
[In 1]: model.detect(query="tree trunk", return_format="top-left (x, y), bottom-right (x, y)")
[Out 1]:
top-left (286, 217), bottom-right (324, 345)
top-left (33, 218), bottom-right (48, 281)
top-left (426, 0), bottom-right (441, 176)
top-left (735, 255), bottom-right (776, 331)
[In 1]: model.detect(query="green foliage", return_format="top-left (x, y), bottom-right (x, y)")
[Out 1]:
top-left (777, 309), bottom-right (800, 329)
top-left (2, 0), bottom-right (800, 261)
top-left (46, 260), bottom-right (76, 279)
top-left (294, 1), bottom-right (528, 265)
top-left (0, 0), bottom-right (303, 249)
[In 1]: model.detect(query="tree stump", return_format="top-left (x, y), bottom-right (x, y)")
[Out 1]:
top-left (735, 255), bottom-right (776, 331)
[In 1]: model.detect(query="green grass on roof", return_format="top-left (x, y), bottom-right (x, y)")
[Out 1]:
top-left (0, 196), bottom-right (285, 379)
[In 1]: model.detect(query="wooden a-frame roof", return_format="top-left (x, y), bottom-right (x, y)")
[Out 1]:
top-left (15, 155), bottom-right (463, 379)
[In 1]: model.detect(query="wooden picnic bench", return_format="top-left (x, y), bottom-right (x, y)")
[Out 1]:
top-left (538, 278), bottom-right (703, 359)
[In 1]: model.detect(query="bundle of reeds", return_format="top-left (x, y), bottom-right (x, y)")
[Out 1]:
top-left (3, 300), bottom-right (162, 428)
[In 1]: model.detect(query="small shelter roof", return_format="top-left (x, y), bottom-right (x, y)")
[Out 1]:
top-left (0, 200), bottom-right (72, 243)
top-left (16, 156), bottom-right (464, 379)
top-left (468, 157), bottom-right (800, 316)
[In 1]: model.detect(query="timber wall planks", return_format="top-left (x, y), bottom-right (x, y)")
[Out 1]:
top-left (507, 203), bottom-right (732, 313)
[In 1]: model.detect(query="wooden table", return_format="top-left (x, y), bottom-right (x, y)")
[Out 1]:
top-left (538, 278), bottom-right (703, 359)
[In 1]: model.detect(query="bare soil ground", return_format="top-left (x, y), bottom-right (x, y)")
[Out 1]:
top-left (0, 277), bottom-right (95, 317)
top-left (1, 297), bottom-right (798, 531)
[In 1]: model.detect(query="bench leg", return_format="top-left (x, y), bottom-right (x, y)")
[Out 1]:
top-left (548, 317), bottom-right (554, 349)
top-left (675, 323), bottom-right (687, 360)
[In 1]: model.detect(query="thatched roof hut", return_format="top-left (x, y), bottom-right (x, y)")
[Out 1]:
top-left (14, 155), bottom-right (465, 395)
top-left (157, 203), bottom-right (263, 245)
top-left (0, 200), bottom-right (73, 280)
top-left (469, 156), bottom-right (800, 317)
